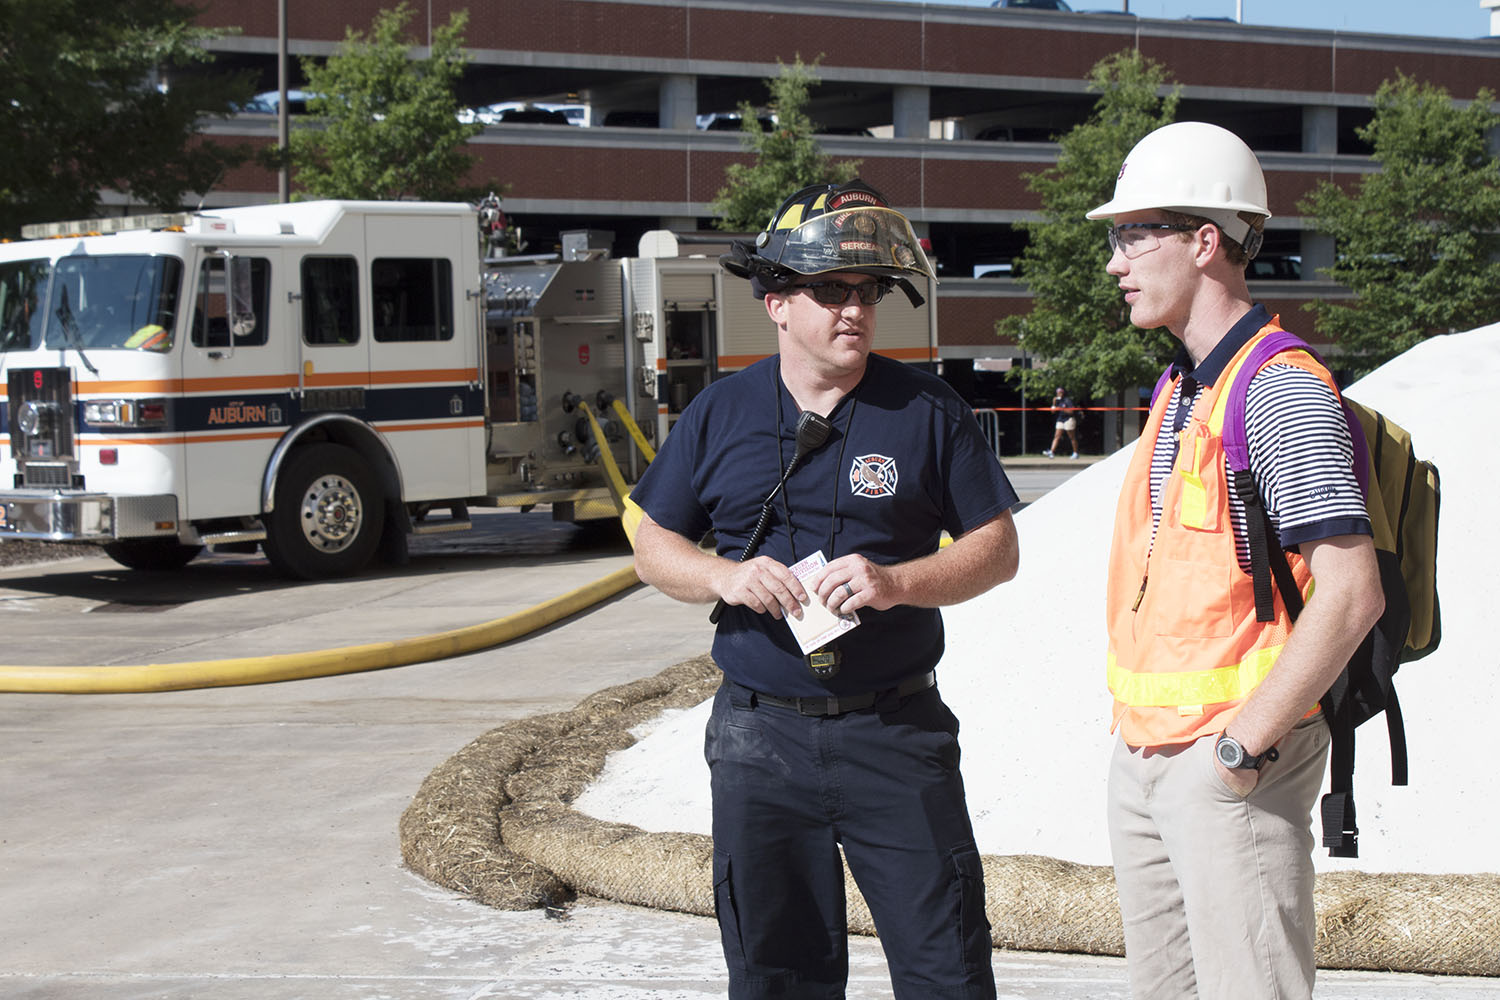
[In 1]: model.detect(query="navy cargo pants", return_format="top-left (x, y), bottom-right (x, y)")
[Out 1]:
top-left (705, 679), bottom-right (996, 1000)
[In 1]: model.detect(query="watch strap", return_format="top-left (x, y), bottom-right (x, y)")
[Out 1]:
top-left (1243, 743), bottom-right (1280, 769)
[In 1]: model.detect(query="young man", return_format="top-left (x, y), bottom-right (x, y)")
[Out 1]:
top-left (1086, 123), bottom-right (1385, 999)
top-left (631, 179), bottom-right (1020, 999)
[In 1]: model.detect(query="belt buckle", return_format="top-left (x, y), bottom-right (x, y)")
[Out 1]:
top-left (799, 696), bottom-right (833, 717)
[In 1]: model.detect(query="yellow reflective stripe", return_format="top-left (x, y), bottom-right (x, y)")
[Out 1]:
top-left (776, 204), bottom-right (805, 230)
top-left (124, 324), bottom-right (168, 349)
top-left (1107, 644), bottom-right (1283, 707)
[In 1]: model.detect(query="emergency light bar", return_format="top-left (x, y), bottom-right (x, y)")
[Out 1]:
top-left (20, 212), bottom-right (235, 240)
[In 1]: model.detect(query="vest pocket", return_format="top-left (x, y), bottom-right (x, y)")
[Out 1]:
top-left (1170, 423), bottom-right (1222, 531)
top-left (1149, 557), bottom-right (1234, 637)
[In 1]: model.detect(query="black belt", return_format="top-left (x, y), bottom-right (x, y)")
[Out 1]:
top-left (752, 671), bottom-right (936, 717)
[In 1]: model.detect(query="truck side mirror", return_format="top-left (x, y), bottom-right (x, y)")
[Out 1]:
top-left (228, 255), bottom-right (257, 340)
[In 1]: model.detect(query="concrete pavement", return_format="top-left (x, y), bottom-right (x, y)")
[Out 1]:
top-left (1, 512), bottom-right (1494, 998)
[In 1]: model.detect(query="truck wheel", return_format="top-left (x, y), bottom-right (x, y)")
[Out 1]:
top-left (102, 539), bottom-right (203, 571)
top-left (263, 444), bottom-right (383, 579)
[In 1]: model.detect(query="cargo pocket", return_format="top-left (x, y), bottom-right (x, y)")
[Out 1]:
top-left (713, 848), bottom-right (747, 974)
top-left (951, 844), bottom-right (991, 976)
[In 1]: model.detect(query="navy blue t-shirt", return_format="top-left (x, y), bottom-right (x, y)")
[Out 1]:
top-left (631, 353), bottom-right (1018, 697)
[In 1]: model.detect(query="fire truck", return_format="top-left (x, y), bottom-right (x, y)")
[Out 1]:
top-left (0, 201), bottom-right (936, 578)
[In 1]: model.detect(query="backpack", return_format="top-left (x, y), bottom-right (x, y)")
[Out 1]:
top-left (1218, 329), bottom-right (1441, 858)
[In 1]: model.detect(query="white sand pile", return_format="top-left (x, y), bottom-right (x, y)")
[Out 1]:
top-left (576, 323), bottom-right (1498, 875)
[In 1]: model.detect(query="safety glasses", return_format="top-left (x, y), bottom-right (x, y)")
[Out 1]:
top-left (794, 279), bottom-right (892, 306)
top-left (1107, 222), bottom-right (1200, 259)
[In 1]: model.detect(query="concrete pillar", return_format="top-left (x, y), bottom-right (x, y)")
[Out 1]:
top-left (1301, 232), bottom-right (1335, 279)
top-left (892, 85), bottom-right (930, 140)
top-left (659, 74), bottom-right (697, 131)
top-left (1298, 106), bottom-right (1339, 281)
top-left (1302, 105), bottom-right (1338, 155)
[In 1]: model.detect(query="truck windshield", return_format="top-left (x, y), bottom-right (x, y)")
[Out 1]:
top-left (0, 258), bottom-right (50, 351)
top-left (44, 255), bottom-right (184, 352)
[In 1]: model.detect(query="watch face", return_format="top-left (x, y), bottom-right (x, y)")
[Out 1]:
top-left (1216, 736), bottom-right (1244, 769)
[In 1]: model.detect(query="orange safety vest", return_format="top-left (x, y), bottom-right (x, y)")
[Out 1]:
top-left (1105, 323), bottom-right (1341, 748)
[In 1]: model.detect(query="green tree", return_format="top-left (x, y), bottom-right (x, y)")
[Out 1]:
top-left (288, 3), bottom-right (481, 201)
top-left (1300, 73), bottom-right (1500, 375)
top-left (996, 50), bottom-right (1179, 441)
top-left (710, 57), bottom-right (860, 232)
top-left (0, 0), bottom-right (254, 236)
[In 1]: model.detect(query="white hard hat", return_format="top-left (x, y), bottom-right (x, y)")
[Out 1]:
top-left (1087, 122), bottom-right (1270, 256)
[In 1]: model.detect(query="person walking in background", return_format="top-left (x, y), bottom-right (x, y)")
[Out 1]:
top-left (630, 179), bottom-right (1020, 999)
top-left (1088, 122), bottom-right (1384, 999)
top-left (1042, 386), bottom-right (1079, 458)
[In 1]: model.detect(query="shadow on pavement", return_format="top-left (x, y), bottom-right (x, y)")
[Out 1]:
top-left (0, 512), bottom-right (632, 607)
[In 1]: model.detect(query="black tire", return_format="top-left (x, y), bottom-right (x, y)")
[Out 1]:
top-left (101, 539), bottom-right (203, 572)
top-left (263, 444), bottom-right (383, 579)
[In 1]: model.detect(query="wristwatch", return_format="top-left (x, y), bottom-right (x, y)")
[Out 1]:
top-left (1215, 732), bottom-right (1280, 770)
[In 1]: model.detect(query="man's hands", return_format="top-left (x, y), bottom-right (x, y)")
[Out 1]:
top-left (635, 513), bottom-right (850, 620)
top-left (717, 554), bottom-right (887, 620)
top-left (717, 512), bottom-right (1020, 619)
top-left (634, 509), bottom-right (1019, 621)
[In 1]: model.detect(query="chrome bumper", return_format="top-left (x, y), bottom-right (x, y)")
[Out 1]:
top-left (0, 491), bottom-right (179, 542)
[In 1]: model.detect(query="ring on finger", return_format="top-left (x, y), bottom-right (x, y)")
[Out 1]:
top-left (842, 582), bottom-right (855, 601)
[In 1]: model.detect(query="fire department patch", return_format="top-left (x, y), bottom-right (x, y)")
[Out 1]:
top-left (849, 454), bottom-right (898, 498)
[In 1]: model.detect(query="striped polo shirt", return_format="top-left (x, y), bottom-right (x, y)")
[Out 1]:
top-left (1150, 305), bottom-right (1371, 570)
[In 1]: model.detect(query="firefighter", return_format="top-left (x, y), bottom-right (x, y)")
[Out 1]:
top-left (630, 179), bottom-right (1020, 998)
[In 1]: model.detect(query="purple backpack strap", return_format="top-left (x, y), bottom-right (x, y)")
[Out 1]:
top-left (1222, 329), bottom-right (1370, 497)
top-left (1149, 365), bottom-right (1174, 410)
top-left (1344, 399), bottom-right (1371, 499)
top-left (1222, 330), bottom-right (1316, 472)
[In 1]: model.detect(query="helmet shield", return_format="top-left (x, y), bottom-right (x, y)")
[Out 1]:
top-left (764, 204), bottom-right (935, 281)
top-left (720, 179), bottom-right (935, 305)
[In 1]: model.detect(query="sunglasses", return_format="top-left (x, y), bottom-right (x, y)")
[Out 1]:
top-left (793, 279), bottom-right (892, 306)
top-left (1107, 223), bottom-right (1200, 259)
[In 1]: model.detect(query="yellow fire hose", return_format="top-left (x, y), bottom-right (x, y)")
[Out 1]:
top-left (576, 398), bottom-right (648, 544)
top-left (0, 565), bottom-right (641, 695)
top-left (611, 397), bottom-right (656, 463)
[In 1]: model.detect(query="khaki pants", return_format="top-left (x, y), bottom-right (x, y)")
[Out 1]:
top-left (1106, 715), bottom-right (1330, 1000)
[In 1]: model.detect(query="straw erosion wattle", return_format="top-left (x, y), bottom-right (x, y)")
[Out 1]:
top-left (574, 322), bottom-right (1498, 878)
